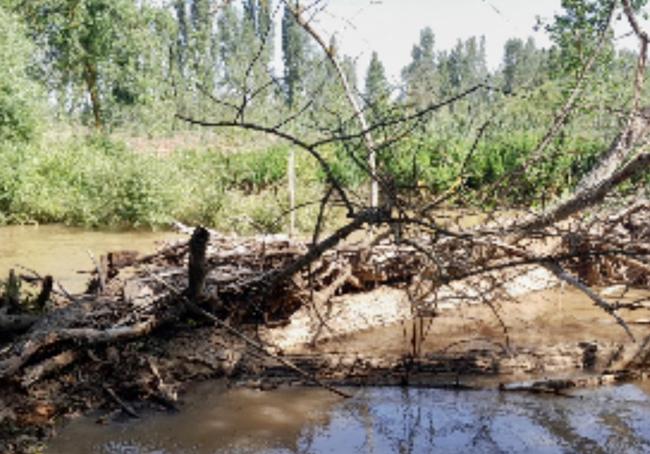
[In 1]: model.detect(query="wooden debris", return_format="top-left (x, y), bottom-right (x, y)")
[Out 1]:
top-left (102, 385), bottom-right (139, 418)
top-left (0, 206), bottom-right (649, 452)
top-left (34, 276), bottom-right (53, 310)
top-left (21, 350), bottom-right (77, 387)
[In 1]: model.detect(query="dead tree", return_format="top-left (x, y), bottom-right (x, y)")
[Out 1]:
top-left (174, 0), bottom-right (650, 345)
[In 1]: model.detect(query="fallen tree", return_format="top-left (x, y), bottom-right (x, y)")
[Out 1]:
top-left (1, 200), bottom-right (650, 450)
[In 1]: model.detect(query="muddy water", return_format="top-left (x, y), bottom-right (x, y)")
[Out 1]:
top-left (46, 381), bottom-right (650, 454)
top-left (0, 225), bottom-right (181, 293)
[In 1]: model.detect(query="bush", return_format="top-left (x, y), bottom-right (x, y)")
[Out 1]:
top-left (0, 7), bottom-right (43, 143)
top-left (0, 135), bottom-right (326, 231)
top-left (0, 136), bottom-right (176, 227)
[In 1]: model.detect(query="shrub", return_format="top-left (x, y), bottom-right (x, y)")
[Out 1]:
top-left (0, 7), bottom-right (43, 143)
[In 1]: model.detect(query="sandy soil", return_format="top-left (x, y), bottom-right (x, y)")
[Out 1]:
top-left (302, 287), bottom-right (650, 376)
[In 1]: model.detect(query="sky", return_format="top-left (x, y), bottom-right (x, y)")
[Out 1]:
top-left (296, 0), bottom-right (644, 84)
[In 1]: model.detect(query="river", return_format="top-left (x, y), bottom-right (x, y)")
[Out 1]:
top-left (2, 225), bottom-right (649, 453)
top-left (46, 380), bottom-right (650, 453)
top-left (0, 224), bottom-right (181, 293)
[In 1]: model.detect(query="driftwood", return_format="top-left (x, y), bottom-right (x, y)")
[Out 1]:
top-left (2, 206), bottom-right (650, 387)
top-left (0, 206), bottom-right (648, 453)
top-left (0, 275), bottom-right (51, 335)
top-left (0, 311), bottom-right (39, 334)
top-left (499, 371), bottom-right (637, 395)
top-left (146, 262), bottom-right (352, 399)
top-left (103, 385), bottom-right (139, 418)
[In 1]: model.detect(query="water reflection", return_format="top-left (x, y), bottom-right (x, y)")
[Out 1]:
top-left (46, 382), bottom-right (650, 454)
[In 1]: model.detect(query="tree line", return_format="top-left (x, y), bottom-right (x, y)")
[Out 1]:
top-left (0, 0), bottom-right (649, 229)
top-left (0, 1), bottom-right (643, 134)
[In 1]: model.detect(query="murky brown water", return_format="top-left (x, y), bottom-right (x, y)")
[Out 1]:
top-left (46, 380), bottom-right (650, 454)
top-left (0, 225), bottom-right (181, 293)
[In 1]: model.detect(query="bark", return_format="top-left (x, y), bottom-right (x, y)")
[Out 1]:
top-left (186, 226), bottom-right (210, 303)
top-left (575, 107), bottom-right (650, 193)
top-left (83, 60), bottom-right (103, 130)
top-left (515, 151), bottom-right (650, 232)
top-left (34, 276), bottom-right (53, 311)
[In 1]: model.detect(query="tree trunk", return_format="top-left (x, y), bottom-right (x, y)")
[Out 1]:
top-left (288, 148), bottom-right (296, 236)
top-left (83, 60), bottom-right (103, 130)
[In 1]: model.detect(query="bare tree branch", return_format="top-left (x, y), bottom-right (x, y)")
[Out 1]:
top-left (284, 0), bottom-right (380, 207)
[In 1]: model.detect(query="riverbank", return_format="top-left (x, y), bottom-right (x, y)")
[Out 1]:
top-left (0, 125), bottom-right (611, 233)
top-left (0, 134), bottom-right (333, 233)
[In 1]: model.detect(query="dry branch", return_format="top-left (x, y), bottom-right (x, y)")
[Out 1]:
top-left (0, 319), bottom-right (158, 381)
top-left (284, 1), bottom-right (380, 207)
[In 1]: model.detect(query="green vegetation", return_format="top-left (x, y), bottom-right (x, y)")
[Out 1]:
top-left (0, 134), bottom-right (336, 232)
top-left (0, 0), bottom-right (647, 232)
top-left (0, 7), bottom-right (43, 142)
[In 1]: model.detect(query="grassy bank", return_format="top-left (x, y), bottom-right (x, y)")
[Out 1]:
top-left (0, 134), bottom-right (330, 233)
top-left (0, 130), bottom-right (609, 232)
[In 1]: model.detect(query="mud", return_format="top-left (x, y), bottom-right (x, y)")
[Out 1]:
top-left (312, 287), bottom-right (650, 358)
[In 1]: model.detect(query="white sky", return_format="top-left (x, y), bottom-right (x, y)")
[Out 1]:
top-left (296, 0), bottom-right (645, 84)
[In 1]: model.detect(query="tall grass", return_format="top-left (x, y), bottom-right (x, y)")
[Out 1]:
top-left (0, 130), bottom-right (608, 231)
top-left (0, 134), bottom-right (326, 232)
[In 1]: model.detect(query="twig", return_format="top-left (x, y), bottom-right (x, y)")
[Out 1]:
top-left (102, 385), bottom-right (139, 418)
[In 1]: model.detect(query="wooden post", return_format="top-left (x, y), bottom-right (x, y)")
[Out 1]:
top-left (288, 148), bottom-right (296, 236)
top-left (370, 151), bottom-right (378, 209)
top-left (187, 226), bottom-right (210, 303)
top-left (34, 276), bottom-right (53, 311)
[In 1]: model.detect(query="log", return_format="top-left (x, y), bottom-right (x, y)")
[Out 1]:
top-left (0, 312), bottom-right (38, 334)
top-left (500, 372), bottom-right (628, 394)
top-left (0, 319), bottom-right (158, 380)
top-left (186, 227), bottom-right (209, 303)
top-left (21, 350), bottom-right (77, 387)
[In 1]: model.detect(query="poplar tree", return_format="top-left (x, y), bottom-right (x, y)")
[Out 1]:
top-left (0, 6), bottom-right (42, 142)
top-left (401, 27), bottom-right (437, 108)
top-left (12, 0), bottom-right (170, 129)
top-left (364, 51), bottom-right (391, 121)
top-left (282, 1), bottom-right (310, 108)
